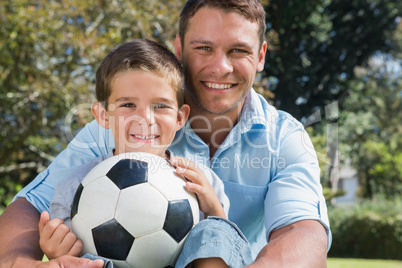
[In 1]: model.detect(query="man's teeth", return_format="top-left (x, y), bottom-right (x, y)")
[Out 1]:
top-left (133, 135), bottom-right (157, 139)
top-left (205, 82), bottom-right (233, 89)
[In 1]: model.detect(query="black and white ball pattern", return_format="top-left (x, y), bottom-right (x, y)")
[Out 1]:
top-left (71, 152), bottom-right (200, 268)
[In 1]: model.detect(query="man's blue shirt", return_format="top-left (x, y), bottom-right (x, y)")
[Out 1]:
top-left (14, 89), bottom-right (331, 257)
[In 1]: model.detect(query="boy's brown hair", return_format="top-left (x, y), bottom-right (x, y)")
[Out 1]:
top-left (95, 39), bottom-right (185, 109)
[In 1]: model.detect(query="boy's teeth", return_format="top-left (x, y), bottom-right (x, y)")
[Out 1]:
top-left (134, 135), bottom-right (156, 139)
top-left (206, 82), bottom-right (232, 89)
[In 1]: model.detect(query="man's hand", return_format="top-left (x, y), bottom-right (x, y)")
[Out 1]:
top-left (37, 255), bottom-right (104, 268)
top-left (171, 156), bottom-right (226, 219)
top-left (38, 211), bottom-right (83, 259)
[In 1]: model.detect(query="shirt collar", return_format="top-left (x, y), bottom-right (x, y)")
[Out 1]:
top-left (238, 89), bottom-right (267, 133)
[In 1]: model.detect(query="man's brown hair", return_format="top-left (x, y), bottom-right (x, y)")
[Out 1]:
top-left (179, 0), bottom-right (266, 48)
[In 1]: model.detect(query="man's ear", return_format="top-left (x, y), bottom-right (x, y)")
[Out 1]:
top-left (257, 41), bottom-right (267, 72)
top-left (176, 104), bottom-right (190, 130)
top-left (175, 34), bottom-right (183, 64)
top-left (91, 102), bottom-right (110, 129)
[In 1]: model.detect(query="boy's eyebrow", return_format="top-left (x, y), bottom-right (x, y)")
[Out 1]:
top-left (153, 97), bottom-right (177, 105)
top-left (114, 97), bottom-right (135, 102)
top-left (113, 96), bottom-right (177, 105)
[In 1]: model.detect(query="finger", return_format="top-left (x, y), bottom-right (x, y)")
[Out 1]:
top-left (51, 223), bottom-right (71, 243)
top-left (39, 211), bottom-right (50, 234)
top-left (176, 165), bottom-right (204, 185)
top-left (68, 238), bottom-right (84, 257)
top-left (48, 255), bottom-right (104, 267)
top-left (185, 181), bottom-right (205, 195)
top-left (171, 156), bottom-right (197, 172)
top-left (40, 218), bottom-right (65, 242)
top-left (87, 259), bottom-right (105, 268)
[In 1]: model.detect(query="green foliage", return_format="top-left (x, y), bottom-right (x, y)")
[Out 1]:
top-left (264, 0), bottom-right (401, 119)
top-left (328, 197), bottom-right (402, 260)
top-left (0, 0), bottom-right (185, 210)
top-left (339, 64), bottom-right (402, 198)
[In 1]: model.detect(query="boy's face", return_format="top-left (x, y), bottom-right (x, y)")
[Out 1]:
top-left (93, 70), bottom-right (189, 158)
top-left (175, 7), bottom-right (267, 115)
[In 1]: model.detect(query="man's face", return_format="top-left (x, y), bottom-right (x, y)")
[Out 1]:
top-left (176, 7), bottom-right (266, 115)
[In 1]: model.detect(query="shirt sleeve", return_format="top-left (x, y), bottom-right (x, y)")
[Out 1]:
top-left (12, 120), bottom-right (113, 213)
top-left (264, 120), bottom-right (332, 250)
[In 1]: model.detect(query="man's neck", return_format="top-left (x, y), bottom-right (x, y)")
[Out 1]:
top-left (188, 104), bottom-right (243, 159)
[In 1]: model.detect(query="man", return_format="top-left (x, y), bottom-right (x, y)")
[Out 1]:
top-left (0, 0), bottom-right (331, 267)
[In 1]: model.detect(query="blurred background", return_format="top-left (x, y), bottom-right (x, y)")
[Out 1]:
top-left (0, 0), bottom-right (401, 265)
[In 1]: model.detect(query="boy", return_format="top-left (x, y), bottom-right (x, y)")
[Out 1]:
top-left (38, 39), bottom-right (233, 266)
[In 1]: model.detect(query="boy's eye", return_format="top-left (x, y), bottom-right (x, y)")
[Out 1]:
top-left (121, 103), bottom-right (135, 108)
top-left (154, 103), bottom-right (170, 109)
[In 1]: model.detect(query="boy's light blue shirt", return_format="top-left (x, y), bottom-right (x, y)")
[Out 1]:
top-left (14, 89), bottom-right (331, 257)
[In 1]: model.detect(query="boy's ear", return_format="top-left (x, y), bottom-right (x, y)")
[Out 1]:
top-left (91, 102), bottom-right (110, 129)
top-left (174, 34), bottom-right (183, 64)
top-left (176, 104), bottom-right (190, 130)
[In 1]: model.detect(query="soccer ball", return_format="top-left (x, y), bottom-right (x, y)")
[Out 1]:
top-left (71, 152), bottom-right (200, 268)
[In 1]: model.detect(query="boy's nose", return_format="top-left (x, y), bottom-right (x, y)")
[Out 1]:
top-left (137, 106), bottom-right (155, 126)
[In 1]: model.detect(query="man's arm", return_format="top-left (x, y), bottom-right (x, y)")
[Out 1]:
top-left (248, 220), bottom-right (328, 268)
top-left (0, 198), bottom-right (43, 266)
top-left (0, 198), bottom-right (104, 268)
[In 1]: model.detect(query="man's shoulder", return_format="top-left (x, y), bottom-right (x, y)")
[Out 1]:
top-left (251, 90), bottom-right (303, 130)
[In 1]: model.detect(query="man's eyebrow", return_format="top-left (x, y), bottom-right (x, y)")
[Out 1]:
top-left (232, 42), bottom-right (253, 50)
top-left (189, 39), bottom-right (214, 46)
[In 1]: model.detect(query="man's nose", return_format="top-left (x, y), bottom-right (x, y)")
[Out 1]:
top-left (209, 52), bottom-right (233, 75)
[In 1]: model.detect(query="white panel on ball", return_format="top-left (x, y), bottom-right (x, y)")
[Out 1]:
top-left (127, 230), bottom-right (178, 267)
top-left (78, 176), bottom-right (120, 228)
top-left (81, 156), bottom-right (121, 186)
top-left (115, 183), bottom-right (168, 236)
top-left (71, 215), bottom-right (97, 256)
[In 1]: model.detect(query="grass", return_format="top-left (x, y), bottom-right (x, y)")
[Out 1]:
top-left (327, 258), bottom-right (402, 268)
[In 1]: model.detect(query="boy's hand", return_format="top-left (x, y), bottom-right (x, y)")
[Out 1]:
top-left (171, 156), bottom-right (226, 219)
top-left (38, 211), bottom-right (84, 259)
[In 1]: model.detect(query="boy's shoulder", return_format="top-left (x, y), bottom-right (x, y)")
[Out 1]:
top-left (55, 153), bottom-right (112, 191)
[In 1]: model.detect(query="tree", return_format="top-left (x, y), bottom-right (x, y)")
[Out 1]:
top-left (0, 0), bottom-right (185, 209)
top-left (264, 0), bottom-right (401, 120)
top-left (339, 61), bottom-right (402, 198)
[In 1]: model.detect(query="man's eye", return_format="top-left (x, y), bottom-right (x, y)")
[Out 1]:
top-left (197, 46), bottom-right (210, 51)
top-left (233, 49), bottom-right (247, 53)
